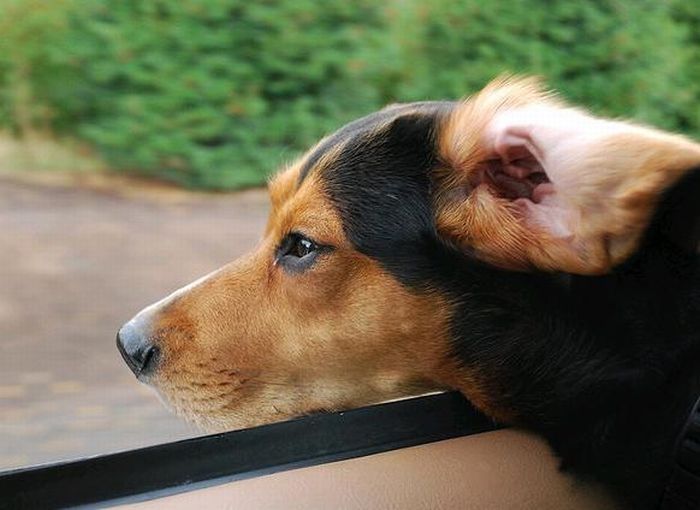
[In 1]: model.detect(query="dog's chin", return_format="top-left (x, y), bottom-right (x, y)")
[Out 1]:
top-left (155, 393), bottom-right (293, 433)
top-left (151, 381), bottom-right (431, 434)
top-left (145, 365), bottom-right (442, 433)
top-left (148, 382), bottom-right (335, 433)
top-left (182, 410), bottom-right (285, 434)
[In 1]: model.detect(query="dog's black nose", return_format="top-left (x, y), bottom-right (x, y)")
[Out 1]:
top-left (117, 322), bottom-right (159, 378)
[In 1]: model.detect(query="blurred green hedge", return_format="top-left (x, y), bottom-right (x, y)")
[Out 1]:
top-left (0, 0), bottom-right (698, 189)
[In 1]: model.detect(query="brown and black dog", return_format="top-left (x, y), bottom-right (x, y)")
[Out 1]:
top-left (118, 77), bottom-right (700, 508)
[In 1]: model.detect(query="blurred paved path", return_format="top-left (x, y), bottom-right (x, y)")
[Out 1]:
top-left (0, 177), bottom-right (269, 470)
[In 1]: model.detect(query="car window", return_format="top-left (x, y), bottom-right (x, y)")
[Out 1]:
top-left (2, 0), bottom-right (699, 472)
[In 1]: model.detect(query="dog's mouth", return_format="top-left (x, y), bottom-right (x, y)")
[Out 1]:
top-left (478, 159), bottom-right (554, 203)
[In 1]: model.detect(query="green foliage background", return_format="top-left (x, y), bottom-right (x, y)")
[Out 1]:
top-left (1, 0), bottom-right (698, 189)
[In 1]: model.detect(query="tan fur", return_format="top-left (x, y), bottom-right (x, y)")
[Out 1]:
top-left (139, 165), bottom-right (489, 432)
top-left (436, 76), bottom-right (700, 274)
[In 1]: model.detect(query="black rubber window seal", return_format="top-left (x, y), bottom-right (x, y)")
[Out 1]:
top-left (0, 391), bottom-right (499, 509)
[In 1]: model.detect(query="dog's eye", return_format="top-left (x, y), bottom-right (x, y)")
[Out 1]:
top-left (276, 233), bottom-right (323, 272)
top-left (287, 235), bottom-right (315, 258)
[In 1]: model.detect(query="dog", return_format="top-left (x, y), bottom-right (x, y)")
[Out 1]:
top-left (117, 77), bottom-right (700, 509)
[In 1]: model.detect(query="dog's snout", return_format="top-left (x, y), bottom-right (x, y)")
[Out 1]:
top-left (117, 321), bottom-right (159, 379)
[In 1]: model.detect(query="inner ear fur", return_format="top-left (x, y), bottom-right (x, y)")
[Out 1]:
top-left (434, 76), bottom-right (700, 274)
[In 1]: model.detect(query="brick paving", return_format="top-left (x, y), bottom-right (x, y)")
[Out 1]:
top-left (0, 178), bottom-right (269, 470)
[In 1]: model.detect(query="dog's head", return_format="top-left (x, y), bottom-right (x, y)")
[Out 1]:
top-left (117, 77), bottom-right (700, 431)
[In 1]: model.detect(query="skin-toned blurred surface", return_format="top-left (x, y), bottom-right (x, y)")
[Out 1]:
top-left (119, 431), bottom-right (615, 510)
top-left (0, 176), bottom-right (269, 469)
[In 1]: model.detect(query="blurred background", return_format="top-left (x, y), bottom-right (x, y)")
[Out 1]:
top-left (1, 0), bottom-right (699, 470)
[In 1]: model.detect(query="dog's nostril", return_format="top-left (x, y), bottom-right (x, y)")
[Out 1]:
top-left (116, 322), bottom-right (159, 379)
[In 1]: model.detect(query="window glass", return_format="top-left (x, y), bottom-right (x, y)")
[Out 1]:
top-left (0, 178), bottom-right (270, 469)
top-left (2, 0), bottom-right (697, 471)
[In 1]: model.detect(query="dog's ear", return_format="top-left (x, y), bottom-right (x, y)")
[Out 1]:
top-left (433, 76), bottom-right (700, 274)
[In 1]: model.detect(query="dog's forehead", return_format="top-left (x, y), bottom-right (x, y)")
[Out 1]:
top-left (268, 101), bottom-right (456, 285)
top-left (311, 102), bottom-right (457, 284)
top-left (296, 106), bottom-right (409, 186)
top-left (269, 101), bottom-right (453, 225)
top-left (298, 101), bottom-right (454, 186)
top-left (268, 106), bottom-right (426, 213)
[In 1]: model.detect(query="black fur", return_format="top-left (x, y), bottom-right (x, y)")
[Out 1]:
top-left (320, 106), bottom-right (700, 509)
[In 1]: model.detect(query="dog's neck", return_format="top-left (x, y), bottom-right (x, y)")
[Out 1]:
top-left (443, 247), bottom-right (698, 508)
